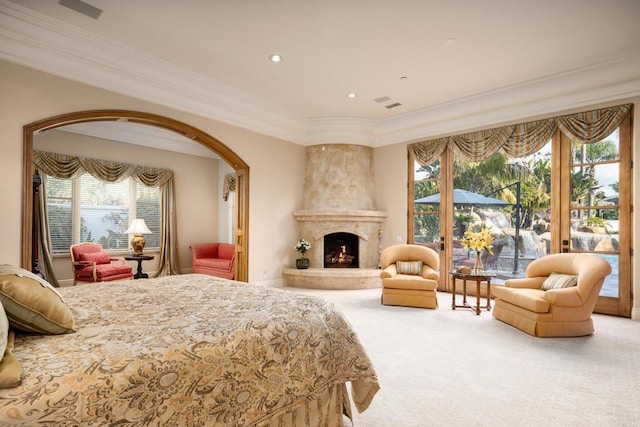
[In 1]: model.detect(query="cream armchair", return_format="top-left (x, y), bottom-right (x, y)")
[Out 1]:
top-left (492, 253), bottom-right (612, 337)
top-left (380, 244), bottom-right (440, 309)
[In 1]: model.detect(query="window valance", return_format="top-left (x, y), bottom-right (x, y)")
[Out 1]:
top-left (33, 151), bottom-right (174, 187)
top-left (408, 104), bottom-right (632, 164)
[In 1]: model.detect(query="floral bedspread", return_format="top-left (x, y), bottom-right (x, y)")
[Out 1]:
top-left (0, 274), bottom-right (379, 426)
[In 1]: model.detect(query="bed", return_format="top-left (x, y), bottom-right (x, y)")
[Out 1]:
top-left (0, 271), bottom-right (379, 426)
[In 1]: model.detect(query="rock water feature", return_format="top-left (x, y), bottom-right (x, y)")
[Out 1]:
top-left (467, 210), bottom-right (617, 276)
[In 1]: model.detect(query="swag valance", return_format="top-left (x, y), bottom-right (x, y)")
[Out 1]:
top-left (408, 104), bottom-right (632, 164)
top-left (33, 151), bottom-right (174, 187)
top-left (222, 173), bottom-right (236, 201)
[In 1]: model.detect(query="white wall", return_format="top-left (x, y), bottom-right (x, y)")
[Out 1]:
top-left (0, 60), bottom-right (305, 284)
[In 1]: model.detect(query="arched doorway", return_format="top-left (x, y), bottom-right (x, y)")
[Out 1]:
top-left (21, 109), bottom-right (250, 282)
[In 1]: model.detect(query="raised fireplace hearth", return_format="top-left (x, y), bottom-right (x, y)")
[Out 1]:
top-left (283, 144), bottom-right (387, 289)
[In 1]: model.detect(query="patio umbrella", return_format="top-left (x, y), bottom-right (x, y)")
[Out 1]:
top-left (415, 188), bottom-right (510, 206)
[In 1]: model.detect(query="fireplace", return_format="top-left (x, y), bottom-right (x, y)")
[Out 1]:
top-left (324, 232), bottom-right (359, 268)
top-left (284, 143), bottom-right (387, 289)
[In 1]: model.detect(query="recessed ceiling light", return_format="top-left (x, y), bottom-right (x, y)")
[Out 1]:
top-left (444, 38), bottom-right (457, 46)
top-left (269, 54), bottom-right (283, 63)
top-left (346, 93), bottom-right (357, 99)
top-left (400, 76), bottom-right (408, 80)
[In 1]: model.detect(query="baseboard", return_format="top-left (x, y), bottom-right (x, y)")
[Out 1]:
top-left (631, 307), bottom-right (640, 321)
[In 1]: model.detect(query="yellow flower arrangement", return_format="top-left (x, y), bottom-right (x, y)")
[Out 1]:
top-left (460, 225), bottom-right (494, 255)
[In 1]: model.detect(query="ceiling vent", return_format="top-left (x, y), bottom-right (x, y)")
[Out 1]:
top-left (373, 96), bottom-right (391, 104)
top-left (385, 103), bottom-right (402, 109)
top-left (59, 0), bottom-right (103, 19)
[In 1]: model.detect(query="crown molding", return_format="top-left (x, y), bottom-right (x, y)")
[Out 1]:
top-left (1, 0), bottom-right (639, 148)
top-left (372, 52), bottom-right (640, 146)
top-left (306, 117), bottom-right (375, 145)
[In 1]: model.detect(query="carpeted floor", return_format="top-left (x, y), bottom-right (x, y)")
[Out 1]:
top-left (280, 286), bottom-right (640, 427)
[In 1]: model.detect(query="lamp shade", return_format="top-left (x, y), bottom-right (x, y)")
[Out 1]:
top-left (125, 218), bottom-right (152, 235)
top-left (125, 219), bottom-right (152, 255)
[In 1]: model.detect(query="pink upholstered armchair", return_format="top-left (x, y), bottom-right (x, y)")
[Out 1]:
top-left (190, 242), bottom-right (236, 280)
top-left (70, 242), bottom-right (133, 285)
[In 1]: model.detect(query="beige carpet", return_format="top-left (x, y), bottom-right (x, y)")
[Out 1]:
top-left (279, 286), bottom-right (640, 427)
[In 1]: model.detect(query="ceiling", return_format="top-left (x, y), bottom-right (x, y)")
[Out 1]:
top-left (2, 0), bottom-right (640, 147)
top-left (56, 122), bottom-right (220, 159)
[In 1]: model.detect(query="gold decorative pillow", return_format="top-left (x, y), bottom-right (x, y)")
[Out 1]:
top-left (396, 260), bottom-right (423, 275)
top-left (0, 330), bottom-right (22, 388)
top-left (541, 272), bottom-right (578, 290)
top-left (0, 265), bottom-right (76, 334)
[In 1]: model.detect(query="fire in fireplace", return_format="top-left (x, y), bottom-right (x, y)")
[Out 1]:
top-left (324, 232), bottom-right (359, 268)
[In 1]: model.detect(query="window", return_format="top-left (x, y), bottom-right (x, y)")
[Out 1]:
top-left (45, 173), bottom-right (160, 254)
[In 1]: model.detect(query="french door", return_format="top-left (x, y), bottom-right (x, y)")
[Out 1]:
top-left (410, 114), bottom-right (632, 317)
top-left (557, 114), bottom-right (632, 316)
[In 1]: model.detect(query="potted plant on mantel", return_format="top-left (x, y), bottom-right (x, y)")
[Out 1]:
top-left (295, 238), bottom-right (311, 269)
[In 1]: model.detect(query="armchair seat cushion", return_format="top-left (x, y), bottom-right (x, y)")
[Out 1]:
top-left (76, 264), bottom-right (133, 281)
top-left (383, 276), bottom-right (437, 292)
top-left (194, 258), bottom-right (233, 271)
top-left (492, 286), bottom-right (549, 313)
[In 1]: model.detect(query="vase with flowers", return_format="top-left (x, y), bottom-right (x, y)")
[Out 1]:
top-left (295, 238), bottom-right (311, 269)
top-left (460, 225), bottom-right (493, 274)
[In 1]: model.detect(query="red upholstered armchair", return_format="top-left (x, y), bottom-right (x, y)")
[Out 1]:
top-left (191, 242), bottom-right (236, 279)
top-left (70, 242), bottom-right (133, 285)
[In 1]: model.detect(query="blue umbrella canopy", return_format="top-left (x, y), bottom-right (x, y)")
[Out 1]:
top-left (415, 189), bottom-right (510, 206)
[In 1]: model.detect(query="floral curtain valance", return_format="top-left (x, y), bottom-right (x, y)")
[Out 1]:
top-left (408, 103), bottom-right (632, 164)
top-left (33, 151), bottom-right (174, 187)
top-left (223, 173), bottom-right (236, 201)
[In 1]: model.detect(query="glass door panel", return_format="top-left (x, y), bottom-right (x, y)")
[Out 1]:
top-left (451, 147), bottom-right (552, 282)
top-left (413, 161), bottom-right (441, 250)
top-left (564, 125), bottom-right (630, 315)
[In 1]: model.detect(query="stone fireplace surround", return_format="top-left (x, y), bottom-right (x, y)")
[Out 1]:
top-left (283, 144), bottom-right (387, 289)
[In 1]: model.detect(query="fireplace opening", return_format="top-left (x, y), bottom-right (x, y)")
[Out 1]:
top-left (324, 232), bottom-right (359, 268)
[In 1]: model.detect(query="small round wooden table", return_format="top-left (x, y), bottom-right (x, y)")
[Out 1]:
top-left (125, 255), bottom-right (154, 279)
top-left (449, 271), bottom-right (494, 315)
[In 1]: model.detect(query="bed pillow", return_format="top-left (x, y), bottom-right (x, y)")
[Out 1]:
top-left (541, 272), bottom-right (578, 290)
top-left (78, 252), bottom-right (111, 265)
top-left (396, 260), bottom-right (423, 275)
top-left (0, 265), bottom-right (76, 334)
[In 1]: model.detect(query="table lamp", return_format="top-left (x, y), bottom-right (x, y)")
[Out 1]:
top-left (125, 218), bottom-right (152, 255)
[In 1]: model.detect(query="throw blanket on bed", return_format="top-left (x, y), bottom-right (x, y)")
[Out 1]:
top-left (0, 274), bottom-right (379, 426)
